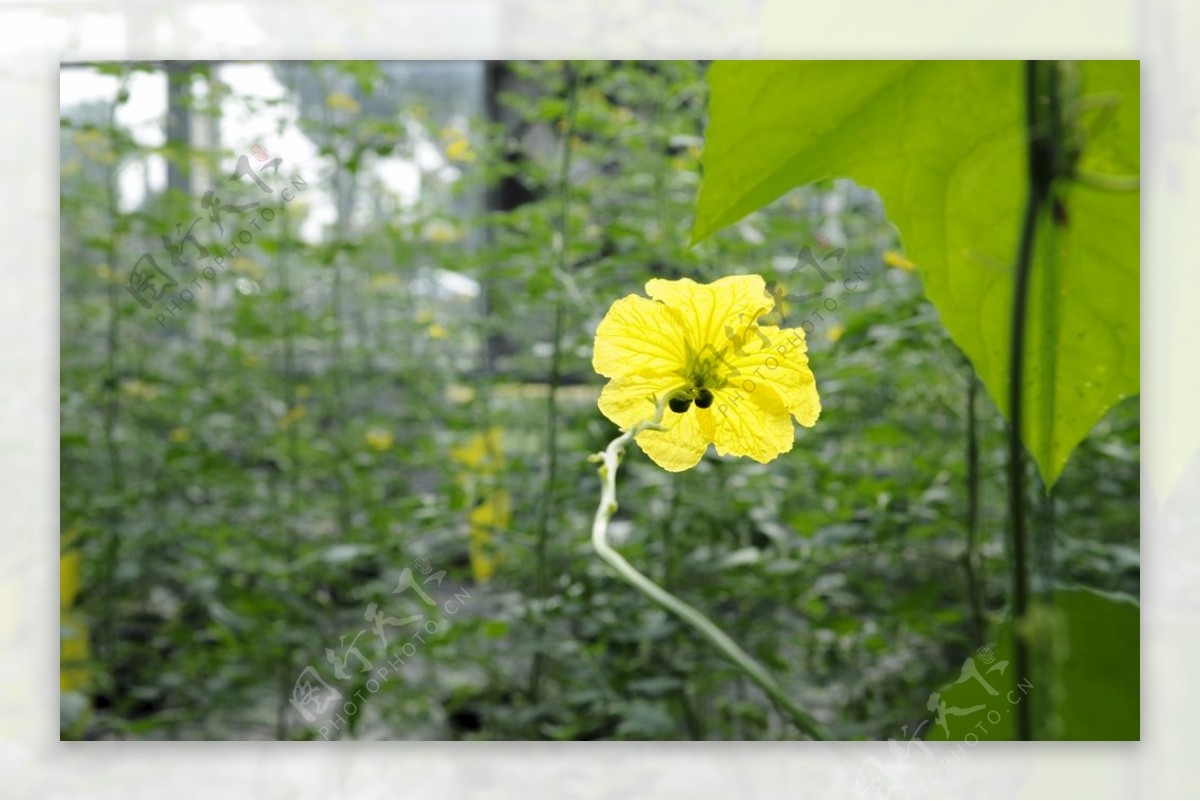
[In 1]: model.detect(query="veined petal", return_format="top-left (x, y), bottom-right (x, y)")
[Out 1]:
top-left (726, 324), bottom-right (821, 427)
top-left (598, 375), bottom-right (683, 430)
top-left (635, 407), bottom-right (715, 472)
top-left (709, 384), bottom-right (795, 463)
top-left (593, 294), bottom-right (690, 379)
top-left (645, 274), bottom-right (773, 354)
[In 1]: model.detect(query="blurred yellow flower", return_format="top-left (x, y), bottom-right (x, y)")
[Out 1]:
top-left (442, 128), bottom-right (476, 163)
top-left (60, 542), bottom-right (81, 608)
top-left (883, 250), bottom-right (916, 271)
top-left (96, 263), bottom-right (112, 280)
top-left (280, 405), bottom-right (307, 430)
top-left (242, 353), bottom-right (263, 368)
top-left (428, 323), bottom-right (448, 340)
top-left (415, 309), bottom-right (434, 324)
top-left (73, 128), bottom-right (114, 164)
top-left (450, 428), bottom-right (509, 582)
top-left (60, 549), bottom-right (90, 692)
top-left (423, 219), bottom-right (461, 244)
top-left (826, 324), bottom-right (845, 344)
top-left (295, 385), bottom-right (312, 400)
top-left (451, 428), bottom-right (505, 474)
top-left (593, 274), bottom-right (820, 472)
top-left (121, 379), bottom-right (158, 401)
top-left (365, 428), bottom-right (393, 451)
top-left (370, 273), bottom-right (400, 289)
top-left (468, 491), bottom-right (509, 582)
top-left (325, 92), bottom-right (361, 114)
top-left (168, 427), bottom-right (191, 444)
top-left (232, 257), bottom-right (265, 280)
top-left (445, 384), bottom-right (475, 404)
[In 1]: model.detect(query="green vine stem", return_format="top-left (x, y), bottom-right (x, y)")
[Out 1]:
top-left (589, 398), bottom-right (831, 740)
top-left (1009, 59), bottom-right (1061, 741)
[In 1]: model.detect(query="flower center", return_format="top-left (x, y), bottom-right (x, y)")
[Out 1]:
top-left (667, 344), bottom-right (738, 413)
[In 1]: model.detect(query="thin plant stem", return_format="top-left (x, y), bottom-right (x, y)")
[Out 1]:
top-left (274, 205), bottom-right (300, 739)
top-left (589, 398), bottom-right (830, 740)
top-left (1008, 59), bottom-right (1057, 741)
top-left (964, 365), bottom-right (986, 645)
top-left (530, 62), bottom-right (579, 705)
top-left (99, 88), bottom-right (126, 679)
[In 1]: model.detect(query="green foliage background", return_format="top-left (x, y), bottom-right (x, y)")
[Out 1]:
top-left (60, 60), bottom-right (1138, 741)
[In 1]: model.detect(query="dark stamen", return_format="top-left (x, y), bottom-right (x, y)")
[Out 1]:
top-left (668, 395), bottom-right (693, 413)
top-left (695, 388), bottom-right (714, 409)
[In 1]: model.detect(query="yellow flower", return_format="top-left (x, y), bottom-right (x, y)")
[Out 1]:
top-left (168, 427), bottom-right (190, 444)
top-left (121, 379), bottom-right (158, 401)
top-left (445, 384), bottom-right (475, 404)
top-left (365, 428), bottom-right (393, 451)
top-left (427, 323), bottom-right (448, 340)
top-left (325, 92), bottom-right (361, 114)
top-left (451, 428), bottom-right (504, 474)
top-left (442, 128), bottom-right (475, 163)
top-left (593, 274), bottom-right (820, 472)
top-left (423, 219), bottom-right (461, 244)
top-left (370, 273), bottom-right (400, 289)
top-left (232, 257), bottom-right (265, 280)
top-left (60, 550), bottom-right (90, 692)
top-left (280, 405), bottom-right (307, 430)
top-left (295, 384), bottom-right (312, 400)
top-left (883, 250), bottom-right (916, 271)
top-left (827, 324), bottom-right (845, 344)
top-left (468, 491), bottom-right (509, 582)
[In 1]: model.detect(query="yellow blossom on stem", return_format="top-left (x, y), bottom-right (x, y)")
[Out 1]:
top-left (364, 428), bottom-right (393, 451)
top-left (883, 250), bottom-right (916, 271)
top-left (325, 92), bottom-right (361, 114)
top-left (442, 128), bottom-right (476, 163)
top-left (593, 274), bottom-right (820, 472)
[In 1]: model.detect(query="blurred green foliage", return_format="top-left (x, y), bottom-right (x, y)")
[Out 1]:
top-left (60, 60), bottom-right (1138, 741)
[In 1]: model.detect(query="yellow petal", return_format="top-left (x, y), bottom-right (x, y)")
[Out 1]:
top-left (598, 375), bottom-right (681, 430)
top-left (61, 550), bottom-right (81, 609)
top-left (644, 274), bottom-right (773, 353)
top-left (709, 384), bottom-right (796, 463)
top-left (593, 294), bottom-right (691, 379)
top-left (635, 406), bottom-right (715, 472)
top-left (725, 324), bottom-right (821, 427)
top-left (325, 92), bottom-right (361, 114)
top-left (883, 250), bottom-right (916, 271)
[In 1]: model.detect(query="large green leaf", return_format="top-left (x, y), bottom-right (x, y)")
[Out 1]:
top-left (922, 587), bottom-right (1139, 741)
top-left (691, 61), bottom-right (1139, 487)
